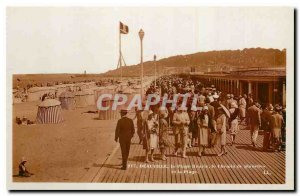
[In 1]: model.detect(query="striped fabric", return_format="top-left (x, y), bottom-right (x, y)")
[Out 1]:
top-left (36, 105), bottom-right (64, 124)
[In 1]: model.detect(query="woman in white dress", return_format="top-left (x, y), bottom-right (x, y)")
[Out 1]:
top-left (197, 106), bottom-right (210, 157)
top-left (143, 110), bottom-right (159, 162)
top-left (216, 107), bottom-right (227, 156)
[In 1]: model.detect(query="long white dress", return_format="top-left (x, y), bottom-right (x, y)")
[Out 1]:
top-left (216, 114), bottom-right (227, 146)
top-left (147, 117), bottom-right (159, 149)
top-left (198, 114), bottom-right (209, 147)
top-left (229, 108), bottom-right (239, 135)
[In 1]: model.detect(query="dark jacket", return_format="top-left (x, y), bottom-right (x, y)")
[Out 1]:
top-left (207, 104), bottom-right (216, 131)
top-left (229, 108), bottom-right (239, 123)
top-left (247, 105), bottom-right (261, 126)
top-left (261, 109), bottom-right (272, 131)
top-left (210, 101), bottom-right (220, 120)
top-left (115, 116), bottom-right (135, 142)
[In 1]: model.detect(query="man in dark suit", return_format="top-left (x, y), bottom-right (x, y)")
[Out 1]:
top-left (247, 101), bottom-right (261, 147)
top-left (261, 103), bottom-right (273, 151)
top-left (115, 109), bottom-right (135, 170)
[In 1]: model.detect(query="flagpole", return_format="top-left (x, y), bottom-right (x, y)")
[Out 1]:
top-left (119, 26), bottom-right (123, 83)
top-left (154, 55), bottom-right (157, 88)
top-left (139, 29), bottom-right (144, 101)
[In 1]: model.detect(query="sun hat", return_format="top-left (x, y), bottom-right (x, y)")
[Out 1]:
top-left (212, 94), bottom-right (219, 99)
top-left (230, 102), bottom-right (238, 108)
top-left (191, 106), bottom-right (198, 112)
top-left (21, 157), bottom-right (27, 163)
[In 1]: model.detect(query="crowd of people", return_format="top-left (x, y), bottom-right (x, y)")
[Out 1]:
top-left (115, 75), bottom-right (286, 170)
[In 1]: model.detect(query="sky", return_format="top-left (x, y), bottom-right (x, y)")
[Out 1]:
top-left (7, 7), bottom-right (293, 74)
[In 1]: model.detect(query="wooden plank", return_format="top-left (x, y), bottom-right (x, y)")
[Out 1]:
top-left (193, 146), bottom-right (212, 183)
top-left (127, 138), bottom-right (141, 183)
top-left (177, 150), bottom-right (187, 183)
top-left (230, 130), bottom-right (273, 184)
top-left (183, 147), bottom-right (193, 183)
top-left (210, 153), bottom-right (234, 183)
top-left (205, 147), bottom-right (224, 183)
top-left (190, 146), bottom-right (206, 183)
top-left (236, 130), bottom-right (285, 183)
top-left (166, 145), bottom-right (172, 183)
top-left (135, 143), bottom-right (145, 183)
top-left (185, 148), bottom-right (197, 183)
top-left (171, 138), bottom-right (180, 183)
top-left (138, 149), bottom-right (146, 183)
top-left (149, 161), bottom-right (154, 183)
top-left (237, 146), bottom-right (285, 183)
top-left (228, 135), bottom-right (269, 184)
top-left (216, 144), bottom-right (246, 184)
top-left (82, 121), bottom-right (286, 184)
top-left (144, 155), bottom-right (151, 183)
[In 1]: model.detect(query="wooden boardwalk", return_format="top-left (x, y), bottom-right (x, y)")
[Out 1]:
top-left (80, 127), bottom-right (285, 184)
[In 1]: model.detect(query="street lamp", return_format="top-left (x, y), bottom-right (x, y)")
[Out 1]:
top-left (154, 55), bottom-right (157, 88)
top-left (184, 55), bottom-right (187, 73)
top-left (139, 29), bottom-right (144, 100)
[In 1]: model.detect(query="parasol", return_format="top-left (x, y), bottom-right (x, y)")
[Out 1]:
top-left (219, 104), bottom-right (230, 118)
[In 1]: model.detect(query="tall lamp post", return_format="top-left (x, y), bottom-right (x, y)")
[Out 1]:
top-left (139, 29), bottom-right (145, 100)
top-left (184, 55), bottom-right (187, 73)
top-left (154, 55), bottom-right (157, 88)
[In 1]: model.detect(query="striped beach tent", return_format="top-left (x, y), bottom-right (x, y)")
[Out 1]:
top-left (59, 91), bottom-right (75, 110)
top-left (75, 91), bottom-right (88, 108)
top-left (94, 86), bottom-right (116, 105)
top-left (83, 89), bottom-right (95, 106)
top-left (36, 99), bottom-right (63, 124)
top-left (98, 97), bottom-right (118, 120)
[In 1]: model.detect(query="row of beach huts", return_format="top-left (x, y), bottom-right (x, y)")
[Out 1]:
top-left (13, 77), bottom-right (155, 124)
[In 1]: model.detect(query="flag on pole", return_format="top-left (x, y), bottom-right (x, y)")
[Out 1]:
top-left (120, 22), bottom-right (129, 34)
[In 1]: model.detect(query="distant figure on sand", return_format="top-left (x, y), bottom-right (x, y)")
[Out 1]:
top-left (19, 157), bottom-right (34, 177)
top-left (115, 109), bottom-right (135, 170)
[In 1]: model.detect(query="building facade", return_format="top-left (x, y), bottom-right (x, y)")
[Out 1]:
top-left (190, 68), bottom-right (286, 107)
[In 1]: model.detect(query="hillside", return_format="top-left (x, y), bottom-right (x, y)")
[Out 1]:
top-left (104, 48), bottom-right (286, 77)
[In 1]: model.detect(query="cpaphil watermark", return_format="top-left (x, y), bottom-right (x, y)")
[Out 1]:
top-left (96, 93), bottom-right (204, 111)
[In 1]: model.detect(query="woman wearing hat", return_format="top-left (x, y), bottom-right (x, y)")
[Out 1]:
top-left (158, 109), bottom-right (170, 161)
top-left (189, 106), bottom-right (199, 147)
top-left (172, 106), bottom-right (190, 158)
top-left (229, 102), bottom-right (240, 145)
top-left (216, 106), bottom-right (228, 156)
top-left (143, 110), bottom-right (159, 162)
top-left (134, 107), bottom-right (145, 144)
top-left (238, 95), bottom-right (247, 124)
top-left (271, 106), bottom-right (284, 152)
top-left (197, 106), bottom-right (210, 156)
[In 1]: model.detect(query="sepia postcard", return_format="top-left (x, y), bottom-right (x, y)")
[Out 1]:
top-left (7, 7), bottom-right (294, 190)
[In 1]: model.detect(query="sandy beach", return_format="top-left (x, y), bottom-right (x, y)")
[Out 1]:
top-left (12, 100), bottom-right (124, 182)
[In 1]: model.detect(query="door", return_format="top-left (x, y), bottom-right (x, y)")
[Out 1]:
top-left (257, 83), bottom-right (269, 104)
